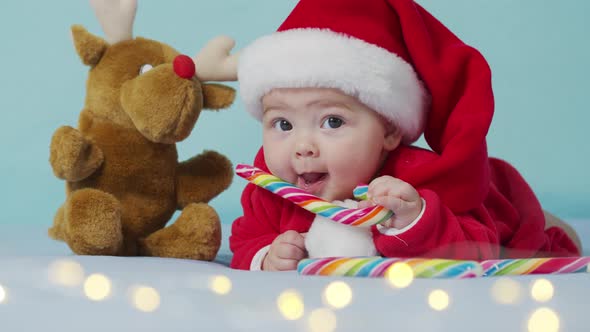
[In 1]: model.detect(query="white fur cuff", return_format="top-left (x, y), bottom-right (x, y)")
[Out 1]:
top-left (250, 245), bottom-right (271, 271)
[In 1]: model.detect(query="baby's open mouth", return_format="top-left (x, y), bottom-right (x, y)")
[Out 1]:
top-left (297, 173), bottom-right (328, 191)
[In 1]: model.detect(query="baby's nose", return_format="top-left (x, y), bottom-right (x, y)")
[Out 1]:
top-left (295, 142), bottom-right (319, 158)
top-left (173, 55), bottom-right (196, 79)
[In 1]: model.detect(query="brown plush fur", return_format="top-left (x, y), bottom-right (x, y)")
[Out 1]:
top-left (48, 25), bottom-right (235, 260)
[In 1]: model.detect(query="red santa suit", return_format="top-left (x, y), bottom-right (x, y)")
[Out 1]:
top-left (230, 0), bottom-right (580, 270)
top-left (230, 147), bottom-right (579, 270)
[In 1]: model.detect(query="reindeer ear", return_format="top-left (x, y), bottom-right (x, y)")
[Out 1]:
top-left (202, 83), bottom-right (236, 110)
top-left (71, 25), bottom-right (108, 66)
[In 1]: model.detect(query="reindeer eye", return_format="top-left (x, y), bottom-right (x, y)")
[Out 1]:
top-left (139, 64), bottom-right (153, 75)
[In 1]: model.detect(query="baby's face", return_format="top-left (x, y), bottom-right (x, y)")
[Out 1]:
top-left (261, 87), bottom-right (401, 201)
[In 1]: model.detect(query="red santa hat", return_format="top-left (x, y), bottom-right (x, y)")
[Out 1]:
top-left (238, 0), bottom-right (429, 143)
top-left (240, 0), bottom-right (495, 213)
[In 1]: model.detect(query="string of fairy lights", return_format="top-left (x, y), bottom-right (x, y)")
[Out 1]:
top-left (0, 259), bottom-right (587, 331)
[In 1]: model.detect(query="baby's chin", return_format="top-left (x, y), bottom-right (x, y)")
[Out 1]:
top-left (315, 187), bottom-right (352, 203)
top-left (297, 181), bottom-right (354, 203)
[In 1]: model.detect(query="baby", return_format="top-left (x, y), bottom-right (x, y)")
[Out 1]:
top-left (229, 0), bottom-right (581, 271)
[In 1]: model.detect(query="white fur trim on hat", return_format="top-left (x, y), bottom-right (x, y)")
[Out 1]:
top-left (238, 28), bottom-right (429, 143)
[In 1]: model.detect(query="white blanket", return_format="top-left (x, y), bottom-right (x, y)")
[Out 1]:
top-left (0, 221), bottom-right (588, 332)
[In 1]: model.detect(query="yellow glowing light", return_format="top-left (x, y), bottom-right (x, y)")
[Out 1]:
top-left (428, 289), bottom-right (450, 311)
top-left (528, 307), bottom-right (559, 332)
top-left (131, 286), bottom-right (160, 312)
top-left (385, 262), bottom-right (414, 288)
top-left (308, 308), bottom-right (337, 332)
top-left (322, 281), bottom-right (352, 309)
top-left (531, 279), bottom-right (554, 303)
top-left (209, 275), bottom-right (232, 295)
top-left (0, 284), bottom-right (6, 304)
top-left (277, 289), bottom-right (304, 320)
top-left (83, 274), bottom-right (112, 301)
top-left (491, 277), bottom-right (522, 305)
top-left (47, 259), bottom-right (85, 287)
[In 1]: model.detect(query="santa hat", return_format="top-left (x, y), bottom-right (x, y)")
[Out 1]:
top-left (241, 0), bottom-right (495, 213)
top-left (238, 0), bottom-right (429, 144)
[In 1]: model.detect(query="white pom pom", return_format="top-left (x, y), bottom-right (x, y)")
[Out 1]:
top-left (305, 216), bottom-right (377, 258)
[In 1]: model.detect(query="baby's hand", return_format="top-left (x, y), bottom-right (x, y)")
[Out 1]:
top-left (262, 230), bottom-right (307, 271)
top-left (359, 176), bottom-right (422, 229)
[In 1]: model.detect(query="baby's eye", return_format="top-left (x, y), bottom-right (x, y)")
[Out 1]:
top-left (273, 119), bottom-right (293, 131)
top-left (321, 117), bottom-right (344, 129)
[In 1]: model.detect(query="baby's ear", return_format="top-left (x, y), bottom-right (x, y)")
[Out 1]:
top-left (71, 25), bottom-right (108, 66)
top-left (383, 127), bottom-right (403, 151)
top-left (201, 83), bottom-right (236, 110)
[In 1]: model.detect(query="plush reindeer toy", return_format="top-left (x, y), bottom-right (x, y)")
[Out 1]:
top-left (48, 0), bottom-right (238, 260)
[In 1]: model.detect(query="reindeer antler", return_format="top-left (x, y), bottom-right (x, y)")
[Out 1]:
top-left (89, 0), bottom-right (137, 44)
top-left (193, 36), bottom-right (239, 82)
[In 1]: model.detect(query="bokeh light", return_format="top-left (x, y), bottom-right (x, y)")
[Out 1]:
top-left (209, 275), bottom-right (232, 295)
top-left (530, 279), bottom-right (554, 303)
top-left (308, 308), bottom-right (337, 332)
top-left (322, 281), bottom-right (352, 309)
top-left (83, 274), bottom-right (112, 301)
top-left (0, 284), bottom-right (6, 304)
top-left (491, 277), bottom-right (522, 304)
top-left (385, 262), bottom-right (414, 288)
top-left (528, 307), bottom-right (559, 332)
top-left (131, 286), bottom-right (160, 312)
top-left (277, 289), bottom-right (304, 320)
top-left (47, 259), bottom-right (85, 287)
top-left (428, 289), bottom-right (450, 311)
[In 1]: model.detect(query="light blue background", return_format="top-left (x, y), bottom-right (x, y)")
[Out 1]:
top-left (0, 0), bottom-right (588, 231)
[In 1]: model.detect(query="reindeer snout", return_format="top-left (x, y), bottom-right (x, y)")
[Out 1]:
top-left (173, 55), bottom-right (196, 79)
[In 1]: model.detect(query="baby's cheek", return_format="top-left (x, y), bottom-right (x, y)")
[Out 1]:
top-left (268, 163), bottom-right (293, 184)
top-left (263, 150), bottom-right (292, 180)
top-left (335, 157), bottom-right (373, 184)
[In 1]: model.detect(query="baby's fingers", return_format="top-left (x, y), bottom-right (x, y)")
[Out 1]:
top-left (369, 178), bottom-right (419, 202)
top-left (357, 200), bottom-right (375, 209)
top-left (279, 230), bottom-right (306, 251)
top-left (372, 194), bottom-right (420, 213)
top-left (265, 253), bottom-right (299, 271)
top-left (372, 195), bottom-right (406, 213)
top-left (276, 242), bottom-right (307, 260)
top-left (272, 258), bottom-right (300, 271)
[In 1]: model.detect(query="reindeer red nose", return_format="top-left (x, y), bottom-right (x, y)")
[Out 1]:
top-left (173, 55), bottom-right (196, 79)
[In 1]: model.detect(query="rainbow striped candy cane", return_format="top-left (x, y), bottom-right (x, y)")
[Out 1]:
top-left (297, 256), bottom-right (590, 279)
top-left (236, 164), bottom-right (393, 227)
top-left (480, 256), bottom-right (590, 276)
top-left (298, 257), bottom-right (483, 279)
